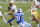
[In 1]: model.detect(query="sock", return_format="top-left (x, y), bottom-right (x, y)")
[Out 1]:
top-left (11, 26), bottom-right (13, 27)
top-left (28, 18), bottom-right (32, 23)
top-left (36, 24), bottom-right (39, 27)
top-left (2, 18), bottom-right (6, 23)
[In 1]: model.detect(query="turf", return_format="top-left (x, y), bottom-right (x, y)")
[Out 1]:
top-left (0, 3), bottom-right (40, 27)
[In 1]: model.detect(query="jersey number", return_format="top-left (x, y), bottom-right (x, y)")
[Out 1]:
top-left (15, 16), bottom-right (20, 21)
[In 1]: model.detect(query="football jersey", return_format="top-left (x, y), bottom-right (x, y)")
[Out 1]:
top-left (10, 4), bottom-right (17, 13)
top-left (13, 13), bottom-right (24, 24)
top-left (32, 1), bottom-right (39, 10)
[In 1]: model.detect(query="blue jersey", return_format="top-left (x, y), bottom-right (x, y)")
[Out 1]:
top-left (13, 13), bottom-right (24, 24)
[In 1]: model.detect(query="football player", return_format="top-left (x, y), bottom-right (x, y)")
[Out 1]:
top-left (6, 8), bottom-right (32, 27)
top-left (0, 11), bottom-right (6, 24)
top-left (29, 0), bottom-right (40, 27)
top-left (5, 0), bottom-right (17, 27)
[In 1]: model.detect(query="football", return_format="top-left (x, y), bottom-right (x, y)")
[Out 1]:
top-left (6, 7), bottom-right (11, 11)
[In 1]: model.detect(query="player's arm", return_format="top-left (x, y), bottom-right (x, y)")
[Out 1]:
top-left (36, 4), bottom-right (40, 10)
top-left (30, 2), bottom-right (35, 12)
top-left (21, 13), bottom-right (24, 18)
top-left (21, 16), bottom-right (23, 22)
top-left (8, 10), bottom-right (14, 15)
top-left (8, 6), bottom-right (16, 15)
top-left (5, 10), bottom-right (15, 15)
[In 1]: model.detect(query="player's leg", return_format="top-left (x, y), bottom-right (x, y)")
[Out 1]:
top-left (0, 11), bottom-right (6, 23)
top-left (1, 16), bottom-right (7, 23)
top-left (33, 11), bottom-right (39, 27)
top-left (23, 22), bottom-right (32, 27)
top-left (36, 18), bottom-right (39, 27)
top-left (7, 15), bottom-right (14, 27)
top-left (28, 17), bottom-right (32, 23)
top-left (30, 16), bottom-right (39, 27)
top-left (32, 16), bottom-right (39, 27)
top-left (29, 15), bottom-right (39, 27)
top-left (7, 19), bottom-right (13, 27)
top-left (28, 15), bottom-right (37, 23)
top-left (35, 14), bottom-right (39, 27)
top-left (7, 18), bottom-right (13, 27)
top-left (18, 22), bottom-right (32, 27)
top-left (29, 11), bottom-right (38, 23)
top-left (9, 22), bottom-right (13, 27)
top-left (28, 10), bottom-right (35, 23)
top-left (29, 11), bottom-right (39, 27)
top-left (32, 15), bottom-right (37, 21)
top-left (18, 22), bottom-right (25, 27)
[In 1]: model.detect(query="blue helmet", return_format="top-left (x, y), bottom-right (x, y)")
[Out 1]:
top-left (17, 8), bottom-right (22, 13)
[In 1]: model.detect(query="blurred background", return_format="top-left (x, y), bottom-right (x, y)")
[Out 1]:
top-left (0, 0), bottom-right (40, 2)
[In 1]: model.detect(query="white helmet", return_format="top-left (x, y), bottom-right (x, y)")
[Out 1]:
top-left (33, 0), bottom-right (37, 2)
top-left (9, 0), bottom-right (14, 4)
top-left (17, 8), bottom-right (22, 13)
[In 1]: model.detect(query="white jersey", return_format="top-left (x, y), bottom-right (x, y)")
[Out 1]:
top-left (10, 4), bottom-right (17, 13)
top-left (32, 1), bottom-right (39, 10)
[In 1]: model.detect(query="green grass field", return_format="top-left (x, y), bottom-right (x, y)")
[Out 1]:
top-left (0, 3), bottom-right (40, 27)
